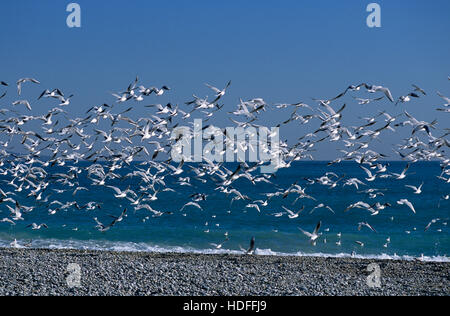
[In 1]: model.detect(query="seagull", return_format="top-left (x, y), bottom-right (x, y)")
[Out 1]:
top-left (210, 237), bottom-right (229, 249)
top-left (106, 186), bottom-right (136, 199)
top-left (358, 222), bottom-right (377, 233)
top-left (112, 92), bottom-right (132, 103)
top-left (94, 208), bottom-right (127, 232)
top-left (0, 218), bottom-right (16, 225)
top-left (424, 219), bottom-right (440, 232)
top-left (17, 78), bottom-right (40, 95)
top-left (360, 165), bottom-right (377, 182)
top-left (26, 223), bottom-right (48, 230)
top-left (10, 239), bottom-right (20, 248)
top-left (151, 86), bottom-right (171, 96)
top-left (58, 94), bottom-right (74, 106)
top-left (437, 92), bottom-right (450, 107)
top-left (298, 221), bottom-right (322, 245)
top-left (412, 84), bottom-right (426, 96)
top-left (6, 202), bottom-right (23, 221)
top-left (396, 93), bottom-right (420, 105)
top-left (364, 84), bottom-right (394, 103)
top-left (405, 182), bottom-right (424, 194)
top-left (383, 237), bottom-right (391, 248)
top-left (239, 236), bottom-right (255, 254)
top-left (246, 203), bottom-right (261, 213)
top-left (353, 96), bottom-right (384, 105)
top-left (344, 178), bottom-right (366, 190)
top-left (309, 204), bottom-right (334, 214)
top-left (180, 201), bottom-right (203, 212)
top-left (392, 164), bottom-right (410, 180)
top-left (205, 80), bottom-right (231, 103)
top-left (344, 201), bottom-right (378, 216)
top-left (282, 206), bottom-right (304, 219)
top-left (12, 100), bottom-right (32, 111)
top-left (397, 199), bottom-right (416, 214)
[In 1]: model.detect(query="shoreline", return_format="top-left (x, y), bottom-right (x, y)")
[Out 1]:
top-left (1, 244), bottom-right (449, 263)
top-left (0, 247), bottom-right (448, 296)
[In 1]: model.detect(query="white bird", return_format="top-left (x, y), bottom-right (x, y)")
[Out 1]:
top-left (12, 100), bottom-right (32, 111)
top-left (0, 218), bottom-right (16, 225)
top-left (392, 164), bottom-right (410, 180)
top-left (26, 223), bottom-right (48, 230)
top-left (364, 84), bottom-right (394, 102)
top-left (17, 78), bottom-right (40, 95)
top-left (360, 165), bottom-right (376, 182)
top-left (298, 221), bottom-right (322, 245)
top-left (246, 204), bottom-right (261, 213)
top-left (437, 91), bottom-right (450, 106)
top-left (210, 238), bottom-right (229, 249)
top-left (152, 86), bottom-right (171, 96)
top-left (106, 186), bottom-right (136, 199)
top-left (282, 206), bottom-right (304, 219)
top-left (358, 222), bottom-right (377, 233)
top-left (412, 84), bottom-right (426, 96)
top-left (397, 199), bottom-right (416, 214)
top-left (405, 182), bottom-right (424, 194)
top-left (94, 208), bottom-right (127, 232)
top-left (180, 201), bottom-right (203, 212)
top-left (343, 178), bottom-right (366, 190)
top-left (309, 203), bottom-right (334, 214)
top-left (10, 239), bottom-right (20, 248)
top-left (58, 94), bottom-right (74, 106)
top-left (6, 203), bottom-right (23, 221)
top-left (344, 201), bottom-right (378, 215)
top-left (424, 219), bottom-right (440, 232)
top-left (205, 81), bottom-right (231, 103)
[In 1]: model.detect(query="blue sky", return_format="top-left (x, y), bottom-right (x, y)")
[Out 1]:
top-left (1, 0), bottom-right (449, 159)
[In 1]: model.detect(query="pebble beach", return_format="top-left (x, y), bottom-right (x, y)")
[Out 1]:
top-left (0, 248), bottom-right (448, 296)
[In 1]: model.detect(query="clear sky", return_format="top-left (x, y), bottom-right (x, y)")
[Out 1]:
top-left (1, 0), bottom-right (449, 160)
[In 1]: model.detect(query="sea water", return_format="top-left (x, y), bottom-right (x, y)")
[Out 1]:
top-left (0, 161), bottom-right (448, 262)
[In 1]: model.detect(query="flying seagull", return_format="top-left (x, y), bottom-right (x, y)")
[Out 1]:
top-left (298, 221), bottom-right (322, 245)
top-left (205, 80), bottom-right (231, 103)
top-left (17, 78), bottom-right (40, 95)
top-left (26, 223), bottom-right (48, 230)
top-left (94, 208), bottom-right (127, 232)
top-left (405, 182), bottom-right (424, 194)
top-left (12, 100), bottom-right (32, 111)
top-left (364, 84), bottom-right (394, 103)
top-left (397, 199), bottom-right (416, 214)
top-left (239, 236), bottom-right (255, 254)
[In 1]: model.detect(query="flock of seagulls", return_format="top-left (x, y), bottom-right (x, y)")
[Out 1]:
top-left (0, 75), bottom-right (449, 256)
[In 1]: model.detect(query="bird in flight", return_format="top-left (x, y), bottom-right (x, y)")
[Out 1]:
top-left (298, 221), bottom-right (322, 245)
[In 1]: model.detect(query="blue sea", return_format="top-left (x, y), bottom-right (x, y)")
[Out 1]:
top-left (1, 161), bottom-right (449, 262)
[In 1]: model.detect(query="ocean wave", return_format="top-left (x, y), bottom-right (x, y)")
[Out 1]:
top-left (1, 238), bottom-right (448, 263)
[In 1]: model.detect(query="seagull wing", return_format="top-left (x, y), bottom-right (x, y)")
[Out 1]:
top-left (313, 221), bottom-right (322, 235)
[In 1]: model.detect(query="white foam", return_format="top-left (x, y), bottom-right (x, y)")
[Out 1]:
top-left (0, 238), bottom-right (448, 262)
